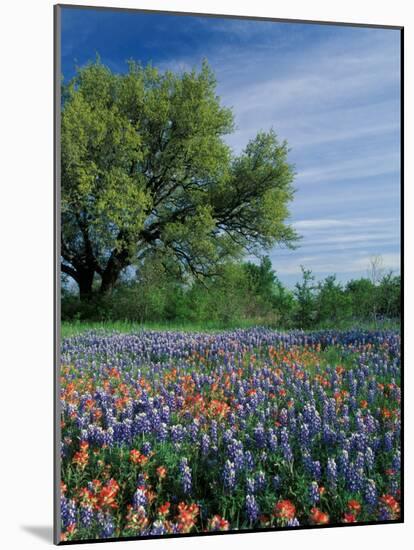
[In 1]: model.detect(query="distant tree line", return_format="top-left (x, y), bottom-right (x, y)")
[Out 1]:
top-left (62, 255), bottom-right (400, 329)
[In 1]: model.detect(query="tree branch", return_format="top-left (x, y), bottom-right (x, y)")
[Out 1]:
top-left (61, 263), bottom-right (79, 282)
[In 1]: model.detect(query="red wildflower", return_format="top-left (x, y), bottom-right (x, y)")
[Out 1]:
top-left (273, 500), bottom-right (296, 520)
top-left (208, 515), bottom-right (230, 531)
top-left (343, 513), bottom-right (357, 523)
top-left (310, 507), bottom-right (329, 525)
top-left (157, 502), bottom-right (170, 517)
top-left (78, 487), bottom-right (96, 507)
top-left (382, 407), bottom-right (392, 419)
top-left (72, 441), bottom-right (89, 470)
top-left (130, 449), bottom-right (148, 466)
top-left (259, 514), bottom-right (271, 527)
top-left (91, 479), bottom-right (102, 491)
top-left (97, 479), bottom-right (119, 510)
top-left (207, 399), bottom-right (230, 419)
top-left (379, 494), bottom-right (400, 515)
top-left (84, 398), bottom-right (95, 410)
top-left (177, 502), bottom-right (199, 533)
top-left (125, 504), bottom-right (149, 533)
top-left (60, 523), bottom-right (76, 541)
top-left (347, 499), bottom-right (361, 514)
top-left (157, 465), bottom-right (167, 480)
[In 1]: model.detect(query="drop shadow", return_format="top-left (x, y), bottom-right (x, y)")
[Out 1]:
top-left (21, 525), bottom-right (53, 543)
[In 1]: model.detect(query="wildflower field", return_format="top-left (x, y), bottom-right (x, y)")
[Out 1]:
top-left (60, 328), bottom-right (401, 542)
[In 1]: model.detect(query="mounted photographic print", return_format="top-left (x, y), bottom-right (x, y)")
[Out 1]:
top-left (54, 4), bottom-right (403, 544)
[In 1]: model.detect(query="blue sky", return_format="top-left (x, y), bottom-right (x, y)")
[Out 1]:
top-left (61, 7), bottom-right (401, 288)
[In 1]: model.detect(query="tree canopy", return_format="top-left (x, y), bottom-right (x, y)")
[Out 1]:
top-left (61, 59), bottom-right (298, 299)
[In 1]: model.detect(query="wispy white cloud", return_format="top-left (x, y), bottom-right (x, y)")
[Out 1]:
top-left (61, 10), bottom-right (401, 285)
top-left (272, 252), bottom-right (400, 277)
top-left (293, 217), bottom-right (396, 231)
top-left (180, 25), bottom-right (401, 283)
top-left (295, 152), bottom-right (399, 185)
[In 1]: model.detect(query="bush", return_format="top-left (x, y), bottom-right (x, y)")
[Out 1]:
top-left (61, 258), bottom-right (400, 330)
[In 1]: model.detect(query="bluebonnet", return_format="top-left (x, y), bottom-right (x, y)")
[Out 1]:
top-left (179, 457), bottom-right (192, 495)
top-left (346, 465), bottom-right (364, 493)
top-left (267, 428), bottom-right (278, 452)
top-left (60, 328), bottom-right (401, 536)
top-left (365, 446), bottom-right (375, 471)
top-left (299, 423), bottom-right (310, 449)
top-left (338, 449), bottom-right (349, 478)
top-left (80, 504), bottom-right (94, 528)
top-left (137, 473), bottom-right (146, 487)
top-left (322, 424), bottom-right (337, 446)
top-left (327, 458), bottom-right (338, 489)
top-left (312, 460), bottom-right (321, 481)
top-left (302, 451), bottom-right (313, 476)
top-left (384, 431), bottom-right (393, 452)
top-left (254, 423), bottom-right (266, 449)
top-left (201, 433), bottom-right (211, 456)
top-left (223, 460), bottom-right (236, 492)
top-left (141, 441), bottom-right (152, 455)
top-left (61, 496), bottom-right (77, 529)
top-left (309, 481), bottom-right (320, 505)
top-left (150, 520), bottom-right (166, 535)
top-left (246, 494), bottom-right (259, 522)
top-left (254, 471), bottom-right (266, 492)
top-left (246, 477), bottom-right (255, 494)
top-left (156, 422), bottom-right (168, 442)
top-left (188, 420), bottom-right (199, 443)
top-left (279, 408), bottom-right (288, 426)
top-left (171, 424), bottom-right (185, 446)
top-left (280, 427), bottom-right (293, 462)
top-left (392, 450), bottom-right (401, 471)
top-left (133, 487), bottom-right (147, 508)
top-left (210, 420), bottom-right (218, 444)
top-left (355, 451), bottom-right (365, 471)
top-left (272, 475), bottom-right (281, 491)
top-left (389, 477), bottom-right (399, 496)
top-left (97, 512), bottom-right (114, 538)
top-left (364, 479), bottom-right (378, 507)
top-left (303, 403), bottom-right (322, 437)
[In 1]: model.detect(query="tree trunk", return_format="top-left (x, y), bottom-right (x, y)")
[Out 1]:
top-left (99, 246), bottom-right (129, 296)
top-left (78, 269), bottom-right (95, 301)
top-left (61, 262), bottom-right (96, 301)
top-left (99, 263), bottom-right (122, 296)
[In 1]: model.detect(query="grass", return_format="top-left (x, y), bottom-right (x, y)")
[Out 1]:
top-left (61, 317), bottom-right (400, 339)
top-left (61, 318), bottom-right (263, 339)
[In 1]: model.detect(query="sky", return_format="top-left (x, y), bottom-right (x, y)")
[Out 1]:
top-left (60, 6), bottom-right (401, 288)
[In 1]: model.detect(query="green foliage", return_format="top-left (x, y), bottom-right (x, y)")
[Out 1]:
top-left (377, 273), bottom-right (401, 318)
top-left (293, 266), bottom-right (316, 329)
top-left (61, 255), bottom-right (401, 331)
top-left (315, 275), bottom-right (351, 325)
top-left (61, 58), bottom-right (298, 299)
top-left (244, 256), bottom-right (276, 298)
top-left (346, 278), bottom-right (376, 319)
top-left (187, 263), bottom-right (253, 324)
top-left (272, 277), bottom-right (295, 327)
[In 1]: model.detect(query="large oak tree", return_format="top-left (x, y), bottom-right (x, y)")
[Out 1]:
top-left (61, 59), bottom-right (298, 300)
